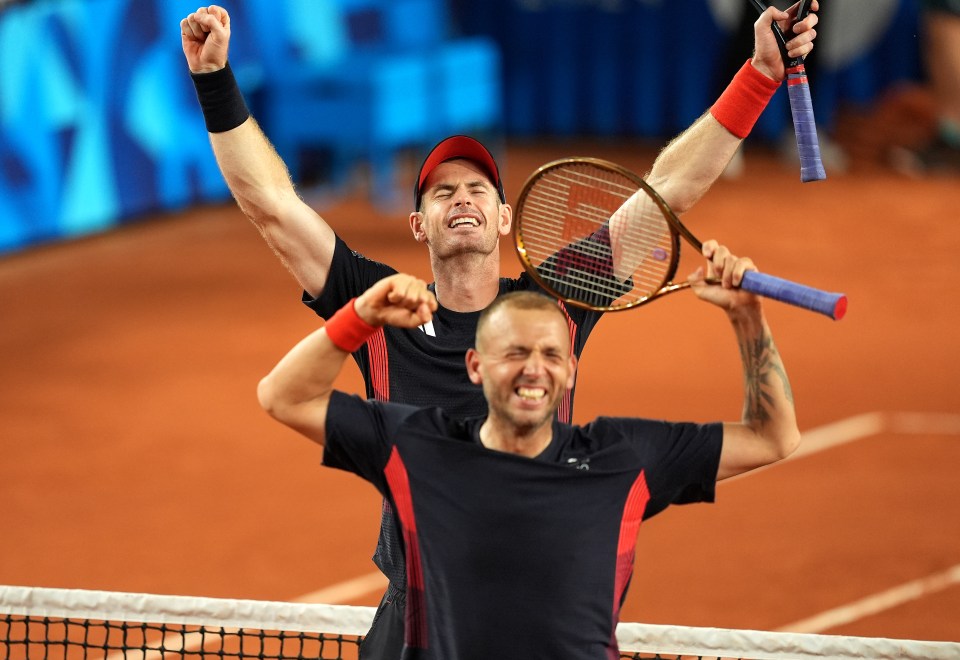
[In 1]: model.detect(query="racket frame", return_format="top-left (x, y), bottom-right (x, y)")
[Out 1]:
top-left (513, 157), bottom-right (683, 313)
top-left (513, 157), bottom-right (846, 319)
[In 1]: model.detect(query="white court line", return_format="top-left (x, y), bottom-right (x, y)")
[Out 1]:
top-left (777, 564), bottom-right (960, 634)
top-left (295, 411), bottom-right (960, 621)
top-left (789, 412), bottom-right (886, 459)
top-left (293, 570), bottom-right (388, 605)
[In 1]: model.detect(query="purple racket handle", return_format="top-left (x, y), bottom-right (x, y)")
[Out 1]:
top-left (741, 271), bottom-right (847, 320)
top-left (750, 0), bottom-right (826, 182)
top-left (786, 65), bottom-right (826, 182)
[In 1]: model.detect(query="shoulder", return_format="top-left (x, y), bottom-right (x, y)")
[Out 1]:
top-left (578, 417), bottom-right (720, 450)
top-left (303, 236), bottom-right (399, 316)
top-left (328, 392), bottom-right (464, 436)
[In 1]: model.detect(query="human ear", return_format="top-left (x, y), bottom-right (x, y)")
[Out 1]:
top-left (409, 212), bottom-right (427, 243)
top-left (465, 348), bottom-right (483, 384)
top-left (498, 203), bottom-right (513, 236)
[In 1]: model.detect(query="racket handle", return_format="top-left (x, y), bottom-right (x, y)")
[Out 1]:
top-left (786, 65), bottom-right (826, 182)
top-left (741, 271), bottom-right (847, 320)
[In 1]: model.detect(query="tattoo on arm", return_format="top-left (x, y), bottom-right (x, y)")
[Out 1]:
top-left (739, 332), bottom-right (793, 424)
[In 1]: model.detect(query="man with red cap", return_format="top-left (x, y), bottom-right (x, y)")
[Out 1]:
top-left (180, 4), bottom-right (819, 657)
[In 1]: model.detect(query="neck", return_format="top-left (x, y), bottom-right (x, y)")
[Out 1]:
top-left (430, 250), bottom-right (502, 312)
top-left (479, 416), bottom-right (553, 458)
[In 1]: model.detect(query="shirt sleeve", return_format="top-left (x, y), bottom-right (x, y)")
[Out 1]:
top-left (322, 391), bottom-right (420, 494)
top-left (301, 236), bottom-right (398, 320)
top-left (589, 417), bottom-right (723, 520)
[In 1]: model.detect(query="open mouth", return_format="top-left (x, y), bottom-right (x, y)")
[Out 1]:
top-left (516, 386), bottom-right (547, 401)
top-left (448, 214), bottom-right (481, 228)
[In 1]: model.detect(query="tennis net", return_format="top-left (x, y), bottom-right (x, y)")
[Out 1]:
top-left (2, 585), bottom-right (958, 660)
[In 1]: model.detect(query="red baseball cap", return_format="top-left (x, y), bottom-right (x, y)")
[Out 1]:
top-left (414, 135), bottom-right (505, 208)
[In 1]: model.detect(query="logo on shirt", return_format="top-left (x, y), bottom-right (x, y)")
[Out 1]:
top-left (566, 457), bottom-right (590, 471)
top-left (418, 320), bottom-right (436, 337)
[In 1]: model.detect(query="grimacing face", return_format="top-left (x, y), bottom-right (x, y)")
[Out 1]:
top-left (410, 160), bottom-right (511, 260)
top-left (468, 305), bottom-right (576, 434)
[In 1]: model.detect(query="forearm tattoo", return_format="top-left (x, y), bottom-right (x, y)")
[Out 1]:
top-left (739, 331), bottom-right (793, 423)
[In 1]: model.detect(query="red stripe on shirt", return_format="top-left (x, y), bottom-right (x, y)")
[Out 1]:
top-left (556, 302), bottom-right (578, 423)
top-left (366, 328), bottom-right (390, 401)
top-left (612, 471), bottom-right (650, 619)
top-left (383, 448), bottom-right (427, 649)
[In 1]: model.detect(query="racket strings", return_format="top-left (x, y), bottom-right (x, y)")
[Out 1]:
top-left (517, 165), bottom-right (676, 308)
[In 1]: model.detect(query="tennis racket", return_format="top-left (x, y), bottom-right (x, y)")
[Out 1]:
top-left (750, 0), bottom-right (826, 182)
top-left (513, 158), bottom-right (846, 319)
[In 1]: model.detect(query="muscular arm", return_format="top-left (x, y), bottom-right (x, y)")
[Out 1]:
top-left (717, 304), bottom-right (800, 480)
top-left (181, 5), bottom-right (335, 298)
top-left (645, 1), bottom-right (820, 214)
top-left (686, 241), bottom-right (801, 480)
top-left (208, 119), bottom-right (336, 297)
top-left (644, 112), bottom-right (743, 215)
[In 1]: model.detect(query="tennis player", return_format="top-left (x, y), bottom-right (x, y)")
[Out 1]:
top-left (180, 4), bottom-right (818, 657)
top-left (256, 243), bottom-right (801, 660)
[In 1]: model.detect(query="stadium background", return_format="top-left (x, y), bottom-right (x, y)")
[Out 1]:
top-left (2, 0), bottom-right (958, 647)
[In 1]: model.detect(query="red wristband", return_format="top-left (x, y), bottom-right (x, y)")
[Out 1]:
top-left (710, 59), bottom-right (781, 139)
top-left (325, 298), bottom-right (378, 352)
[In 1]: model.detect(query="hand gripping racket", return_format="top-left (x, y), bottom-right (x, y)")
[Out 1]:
top-left (513, 158), bottom-right (846, 319)
top-left (750, 0), bottom-right (826, 182)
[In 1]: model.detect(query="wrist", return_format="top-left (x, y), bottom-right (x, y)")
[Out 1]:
top-left (190, 61), bottom-right (250, 133)
top-left (710, 59), bottom-right (781, 139)
top-left (324, 298), bottom-right (379, 352)
top-left (748, 57), bottom-right (780, 83)
top-left (726, 298), bottom-right (765, 328)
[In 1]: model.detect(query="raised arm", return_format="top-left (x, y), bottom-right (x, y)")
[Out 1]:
top-left (687, 241), bottom-right (801, 481)
top-left (181, 5), bottom-right (335, 298)
top-left (257, 274), bottom-right (437, 446)
top-left (646, 1), bottom-right (820, 214)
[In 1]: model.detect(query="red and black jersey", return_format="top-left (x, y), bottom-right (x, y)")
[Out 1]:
top-left (323, 392), bottom-right (723, 660)
top-left (303, 236), bottom-right (603, 421)
top-left (302, 235), bottom-right (604, 607)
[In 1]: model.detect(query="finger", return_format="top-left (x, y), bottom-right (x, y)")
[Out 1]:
top-left (207, 4), bottom-right (230, 29)
top-left (756, 5), bottom-right (788, 30)
top-left (385, 278), bottom-right (413, 305)
top-left (196, 9), bottom-right (226, 36)
top-left (416, 300), bottom-right (435, 323)
top-left (787, 39), bottom-right (814, 60)
top-left (706, 242), bottom-right (731, 282)
top-left (792, 11), bottom-right (818, 34)
top-left (390, 277), bottom-right (430, 310)
top-left (687, 265), bottom-right (706, 286)
top-left (701, 238), bottom-right (719, 259)
top-left (721, 253), bottom-right (739, 289)
top-left (417, 286), bottom-right (438, 312)
top-left (730, 258), bottom-right (757, 287)
top-left (181, 16), bottom-right (206, 40)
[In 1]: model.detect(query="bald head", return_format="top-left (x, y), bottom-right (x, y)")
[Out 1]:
top-left (476, 292), bottom-right (569, 352)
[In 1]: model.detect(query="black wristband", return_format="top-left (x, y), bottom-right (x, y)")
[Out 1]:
top-left (190, 62), bottom-right (250, 133)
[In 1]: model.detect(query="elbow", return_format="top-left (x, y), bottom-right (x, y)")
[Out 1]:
top-left (257, 374), bottom-right (284, 421)
top-left (644, 175), bottom-right (699, 216)
top-left (237, 183), bottom-right (298, 231)
top-left (775, 427), bottom-right (803, 463)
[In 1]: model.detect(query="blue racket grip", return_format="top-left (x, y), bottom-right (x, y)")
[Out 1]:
top-left (785, 65), bottom-right (827, 182)
top-left (741, 270), bottom-right (846, 320)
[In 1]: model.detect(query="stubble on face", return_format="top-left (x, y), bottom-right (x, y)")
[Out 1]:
top-left (477, 308), bottom-right (573, 438)
top-left (419, 161), bottom-right (503, 260)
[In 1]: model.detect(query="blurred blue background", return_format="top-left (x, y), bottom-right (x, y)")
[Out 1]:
top-left (0, 0), bottom-right (922, 254)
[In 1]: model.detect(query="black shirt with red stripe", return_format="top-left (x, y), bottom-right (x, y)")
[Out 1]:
top-left (304, 236), bottom-right (601, 420)
top-left (322, 391), bottom-right (723, 660)
top-left (303, 236), bottom-right (604, 587)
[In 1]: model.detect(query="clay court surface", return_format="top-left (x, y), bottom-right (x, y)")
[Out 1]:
top-left (2, 126), bottom-right (959, 644)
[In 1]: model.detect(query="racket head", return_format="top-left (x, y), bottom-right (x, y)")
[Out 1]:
top-left (513, 157), bottom-right (683, 312)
